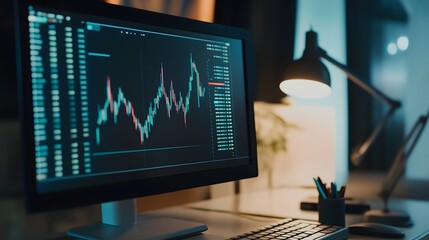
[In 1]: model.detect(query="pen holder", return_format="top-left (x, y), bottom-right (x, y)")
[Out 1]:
top-left (318, 197), bottom-right (346, 226)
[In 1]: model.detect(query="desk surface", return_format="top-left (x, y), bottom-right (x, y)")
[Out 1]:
top-left (3, 187), bottom-right (429, 240)
top-left (146, 187), bottom-right (429, 240)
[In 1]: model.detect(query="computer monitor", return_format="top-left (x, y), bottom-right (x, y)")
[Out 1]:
top-left (15, 0), bottom-right (257, 239)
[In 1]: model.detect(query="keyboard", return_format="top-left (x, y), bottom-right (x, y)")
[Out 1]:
top-left (228, 218), bottom-right (348, 240)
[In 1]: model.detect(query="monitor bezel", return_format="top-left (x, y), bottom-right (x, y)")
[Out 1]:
top-left (15, 0), bottom-right (258, 212)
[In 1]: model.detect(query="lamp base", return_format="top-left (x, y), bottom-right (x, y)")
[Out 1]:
top-left (364, 209), bottom-right (413, 228)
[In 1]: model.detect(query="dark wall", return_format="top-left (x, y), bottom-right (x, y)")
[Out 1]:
top-left (0, 1), bottom-right (18, 119)
top-left (347, 0), bottom-right (405, 171)
top-left (346, 0), bottom-right (374, 170)
top-left (214, 0), bottom-right (297, 103)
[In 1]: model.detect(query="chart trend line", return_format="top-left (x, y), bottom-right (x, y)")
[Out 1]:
top-left (95, 54), bottom-right (205, 145)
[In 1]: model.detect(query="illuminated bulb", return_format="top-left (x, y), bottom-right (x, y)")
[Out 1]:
top-left (387, 43), bottom-right (397, 55)
top-left (397, 36), bottom-right (409, 51)
top-left (279, 79), bottom-right (331, 99)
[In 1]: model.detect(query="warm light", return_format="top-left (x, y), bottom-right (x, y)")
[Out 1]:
top-left (397, 36), bottom-right (409, 51)
top-left (105, 0), bottom-right (121, 5)
top-left (387, 43), bottom-right (397, 55)
top-left (279, 79), bottom-right (331, 99)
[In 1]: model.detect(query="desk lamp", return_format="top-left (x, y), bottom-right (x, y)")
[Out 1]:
top-left (280, 29), bottom-right (401, 166)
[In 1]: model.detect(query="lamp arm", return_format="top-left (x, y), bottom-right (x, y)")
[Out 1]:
top-left (316, 47), bottom-right (402, 165)
top-left (318, 48), bottom-right (401, 109)
top-left (379, 109), bottom-right (429, 206)
top-left (350, 106), bottom-right (397, 166)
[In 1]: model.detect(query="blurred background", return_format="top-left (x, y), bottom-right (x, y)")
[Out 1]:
top-left (1, 0), bottom-right (429, 239)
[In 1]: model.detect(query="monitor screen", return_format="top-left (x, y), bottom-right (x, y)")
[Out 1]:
top-left (16, 0), bottom-right (257, 213)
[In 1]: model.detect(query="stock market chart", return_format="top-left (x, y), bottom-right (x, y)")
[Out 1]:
top-left (26, 6), bottom-right (248, 187)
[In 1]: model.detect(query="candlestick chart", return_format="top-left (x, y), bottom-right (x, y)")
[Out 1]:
top-left (95, 54), bottom-right (206, 146)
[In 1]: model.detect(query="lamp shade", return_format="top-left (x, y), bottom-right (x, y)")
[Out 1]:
top-left (280, 56), bottom-right (331, 99)
top-left (280, 30), bottom-right (332, 99)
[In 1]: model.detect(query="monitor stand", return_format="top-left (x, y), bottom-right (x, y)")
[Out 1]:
top-left (67, 199), bottom-right (208, 240)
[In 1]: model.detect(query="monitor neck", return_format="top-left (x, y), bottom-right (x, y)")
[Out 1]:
top-left (102, 199), bottom-right (137, 226)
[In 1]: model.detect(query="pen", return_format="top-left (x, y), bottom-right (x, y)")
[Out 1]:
top-left (313, 177), bottom-right (327, 199)
top-left (317, 177), bottom-right (328, 198)
top-left (331, 182), bottom-right (337, 198)
top-left (338, 185), bottom-right (346, 198)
